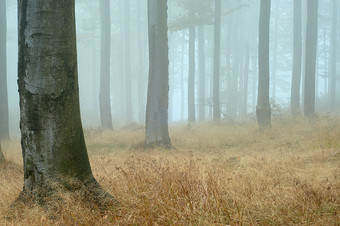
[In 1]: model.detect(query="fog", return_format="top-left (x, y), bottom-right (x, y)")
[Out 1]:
top-left (3, 0), bottom-right (340, 137)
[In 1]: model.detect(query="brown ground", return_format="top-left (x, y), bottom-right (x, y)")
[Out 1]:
top-left (1, 116), bottom-right (339, 225)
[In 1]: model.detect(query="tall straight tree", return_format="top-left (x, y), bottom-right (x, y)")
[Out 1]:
top-left (304, 0), bottom-right (318, 116)
top-left (329, 0), bottom-right (337, 111)
top-left (188, 24), bottom-right (196, 123)
top-left (99, 0), bottom-right (113, 129)
top-left (0, 0), bottom-right (9, 140)
top-left (17, 0), bottom-right (118, 206)
top-left (256, 0), bottom-right (271, 130)
top-left (125, 0), bottom-right (132, 121)
top-left (198, 25), bottom-right (205, 121)
top-left (145, 0), bottom-right (171, 147)
top-left (291, 0), bottom-right (302, 115)
top-left (213, 0), bottom-right (221, 121)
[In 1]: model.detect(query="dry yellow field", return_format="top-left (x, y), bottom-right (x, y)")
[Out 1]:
top-left (1, 117), bottom-right (339, 225)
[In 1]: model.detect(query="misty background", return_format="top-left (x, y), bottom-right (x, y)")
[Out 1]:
top-left (4, 0), bottom-right (340, 137)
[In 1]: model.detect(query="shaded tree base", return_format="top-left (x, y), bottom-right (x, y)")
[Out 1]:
top-left (12, 176), bottom-right (119, 214)
top-left (256, 105), bottom-right (272, 130)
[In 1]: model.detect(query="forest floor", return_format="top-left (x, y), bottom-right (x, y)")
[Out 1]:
top-left (0, 116), bottom-right (339, 225)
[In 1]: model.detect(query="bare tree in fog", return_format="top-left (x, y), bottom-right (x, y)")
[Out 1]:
top-left (124, 0), bottom-right (133, 122)
top-left (99, 0), bottom-right (113, 129)
top-left (198, 25), bottom-right (206, 121)
top-left (16, 0), bottom-right (118, 206)
top-left (291, 0), bottom-right (302, 115)
top-left (304, 0), bottom-right (318, 116)
top-left (256, 0), bottom-right (271, 130)
top-left (0, 0), bottom-right (9, 140)
top-left (188, 12), bottom-right (196, 123)
top-left (329, 0), bottom-right (338, 111)
top-left (145, 0), bottom-right (171, 148)
top-left (213, 0), bottom-right (221, 121)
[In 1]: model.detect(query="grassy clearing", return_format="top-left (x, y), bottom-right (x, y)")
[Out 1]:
top-left (0, 117), bottom-right (339, 225)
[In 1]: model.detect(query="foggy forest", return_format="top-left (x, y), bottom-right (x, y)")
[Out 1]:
top-left (0, 0), bottom-right (339, 225)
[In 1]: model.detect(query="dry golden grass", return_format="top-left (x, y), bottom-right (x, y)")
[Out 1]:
top-left (1, 117), bottom-right (339, 225)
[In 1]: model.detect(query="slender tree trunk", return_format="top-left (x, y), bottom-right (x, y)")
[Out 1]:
top-left (0, 143), bottom-right (5, 164)
top-left (145, 0), bottom-right (171, 147)
top-left (256, 0), bottom-right (272, 130)
top-left (291, 0), bottom-right (302, 115)
top-left (271, 0), bottom-right (278, 101)
top-left (119, 1), bottom-right (126, 121)
top-left (181, 31), bottom-right (185, 121)
top-left (0, 0), bottom-right (9, 140)
top-left (137, 0), bottom-right (146, 124)
top-left (213, 0), bottom-right (221, 121)
top-left (99, 0), bottom-right (113, 129)
top-left (125, 0), bottom-right (132, 121)
top-left (17, 0), bottom-right (118, 207)
top-left (329, 0), bottom-right (337, 111)
top-left (304, 0), bottom-right (318, 116)
top-left (243, 43), bottom-right (250, 117)
top-left (198, 25), bottom-right (205, 121)
top-left (188, 26), bottom-right (196, 123)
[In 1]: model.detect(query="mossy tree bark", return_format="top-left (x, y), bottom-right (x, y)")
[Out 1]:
top-left (256, 0), bottom-right (272, 130)
top-left (0, 0), bottom-right (9, 141)
top-left (145, 0), bottom-right (171, 148)
top-left (17, 0), bottom-right (118, 207)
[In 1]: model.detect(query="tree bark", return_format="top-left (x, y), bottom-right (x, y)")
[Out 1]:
top-left (0, 0), bottom-right (9, 140)
top-left (17, 0), bottom-right (118, 207)
top-left (198, 25), bottom-right (205, 121)
top-left (242, 43), bottom-right (250, 117)
top-left (256, 0), bottom-right (272, 130)
top-left (291, 0), bottom-right (302, 115)
top-left (213, 0), bottom-right (221, 121)
top-left (188, 25), bottom-right (196, 123)
top-left (99, 0), bottom-right (113, 129)
top-left (145, 0), bottom-right (171, 148)
top-left (304, 0), bottom-right (318, 116)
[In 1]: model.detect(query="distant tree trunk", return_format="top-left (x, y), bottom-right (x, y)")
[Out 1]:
top-left (242, 43), bottom-right (250, 117)
top-left (181, 31), bottom-right (185, 120)
top-left (304, 0), bottom-right (318, 116)
top-left (137, 0), bottom-right (146, 124)
top-left (17, 0), bottom-right (118, 206)
top-left (198, 25), bottom-right (205, 121)
top-left (125, 0), bottom-right (132, 121)
top-left (329, 0), bottom-right (337, 111)
top-left (188, 25), bottom-right (196, 123)
top-left (213, 0), bottom-right (221, 121)
top-left (119, 1), bottom-right (126, 120)
top-left (99, 0), bottom-right (113, 129)
top-left (256, 0), bottom-right (272, 130)
top-left (291, 0), bottom-right (302, 115)
top-left (0, 0), bottom-right (9, 140)
top-left (271, 0), bottom-right (278, 101)
top-left (145, 0), bottom-right (171, 147)
top-left (0, 143), bottom-right (5, 164)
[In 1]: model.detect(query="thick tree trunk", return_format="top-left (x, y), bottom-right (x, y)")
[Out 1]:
top-left (304, 0), bottom-right (318, 116)
top-left (145, 0), bottom-right (171, 147)
top-left (291, 0), bottom-right (302, 115)
top-left (329, 0), bottom-right (337, 111)
top-left (213, 0), bottom-right (221, 121)
top-left (0, 0), bottom-right (9, 140)
top-left (188, 25), bottom-right (196, 123)
top-left (198, 25), bottom-right (205, 121)
top-left (256, 0), bottom-right (272, 130)
top-left (17, 0), bottom-right (118, 207)
top-left (99, 0), bottom-right (113, 129)
top-left (124, 0), bottom-right (132, 122)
